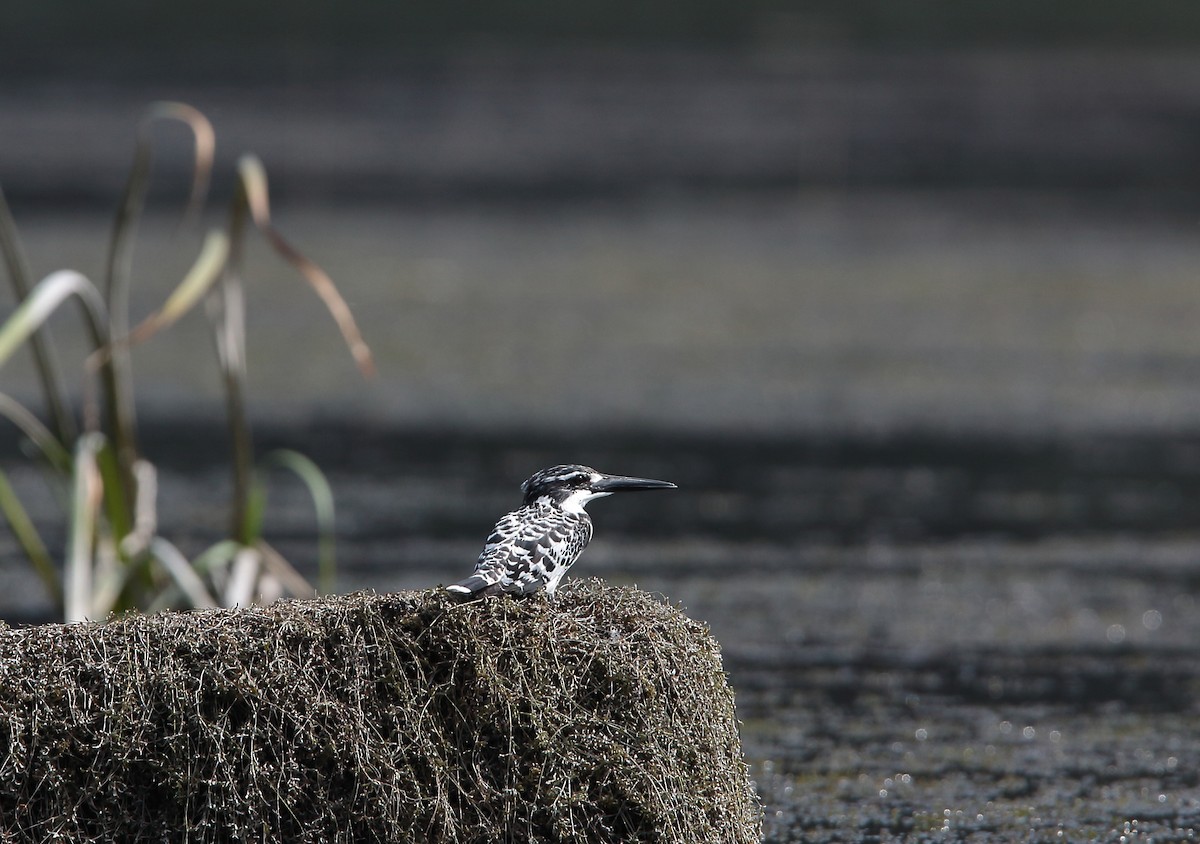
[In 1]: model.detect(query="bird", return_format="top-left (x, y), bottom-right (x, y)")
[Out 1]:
top-left (446, 464), bottom-right (676, 600)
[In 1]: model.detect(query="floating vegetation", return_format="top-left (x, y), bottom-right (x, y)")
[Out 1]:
top-left (0, 582), bottom-right (761, 843)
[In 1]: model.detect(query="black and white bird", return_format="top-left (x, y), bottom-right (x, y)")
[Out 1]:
top-left (447, 464), bottom-right (676, 600)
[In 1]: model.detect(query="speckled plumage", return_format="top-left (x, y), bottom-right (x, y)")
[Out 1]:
top-left (454, 500), bottom-right (593, 598)
top-left (447, 464), bottom-right (675, 600)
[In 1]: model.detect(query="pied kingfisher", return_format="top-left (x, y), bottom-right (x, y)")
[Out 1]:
top-left (446, 464), bottom-right (676, 600)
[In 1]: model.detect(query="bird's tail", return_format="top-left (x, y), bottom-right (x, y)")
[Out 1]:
top-left (445, 575), bottom-right (499, 600)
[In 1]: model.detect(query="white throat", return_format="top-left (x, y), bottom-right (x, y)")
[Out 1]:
top-left (559, 488), bottom-right (612, 514)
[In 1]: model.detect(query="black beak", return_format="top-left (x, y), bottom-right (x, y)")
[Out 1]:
top-left (592, 474), bottom-right (677, 492)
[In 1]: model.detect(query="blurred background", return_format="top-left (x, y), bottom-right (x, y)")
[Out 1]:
top-left (4, 2), bottom-right (1200, 837)
top-left (5, 3), bottom-right (1200, 432)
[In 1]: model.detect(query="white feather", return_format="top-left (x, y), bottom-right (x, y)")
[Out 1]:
top-left (560, 488), bottom-right (611, 514)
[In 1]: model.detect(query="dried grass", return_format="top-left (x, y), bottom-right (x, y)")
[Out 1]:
top-left (0, 581), bottom-right (760, 843)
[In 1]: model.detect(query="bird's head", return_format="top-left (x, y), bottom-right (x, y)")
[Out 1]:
top-left (521, 464), bottom-right (676, 512)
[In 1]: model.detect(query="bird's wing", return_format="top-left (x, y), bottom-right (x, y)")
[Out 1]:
top-left (455, 506), bottom-right (591, 596)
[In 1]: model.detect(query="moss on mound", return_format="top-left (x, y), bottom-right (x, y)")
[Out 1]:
top-left (0, 581), bottom-right (760, 843)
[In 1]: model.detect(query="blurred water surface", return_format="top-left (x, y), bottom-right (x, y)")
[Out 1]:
top-left (4, 50), bottom-right (1200, 840)
top-left (7, 192), bottom-right (1200, 436)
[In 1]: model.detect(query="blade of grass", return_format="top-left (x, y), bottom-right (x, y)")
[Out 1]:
top-left (155, 102), bottom-right (216, 230)
top-left (0, 270), bottom-right (109, 368)
top-left (0, 270), bottom-right (120, 451)
top-left (119, 459), bottom-right (157, 559)
top-left (89, 534), bottom-right (127, 618)
top-left (101, 103), bottom-right (216, 501)
top-left (94, 440), bottom-right (133, 554)
top-left (224, 546), bottom-right (261, 607)
top-left (213, 178), bottom-right (253, 544)
top-left (0, 269), bottom-right (123, 451)
top-left (0, 392), bottom-right (72, 474)
top-left (147, 538), bottom-right (219, 609)
top-left (65, 432), bottom-right (105, 623)
top-left (243, 472), bottom-right (267, 547)
top-left (235, 155), bottom-right (375, 378)
top-left (0, 184), bottom-right (76, 445)
top-left (144, 539), bottom-right (240, 613)
top-left (116, 230), bottom-right (229, 349)
top-left (213, 157), bottom-right (374, 547)
top-left (255, 571), bottom-right (285, 604)
top-left (261, 448), bottom-right (336, 594)
top-left (256, 539), bottom-right (317, 598)
top-left (0, 466), bottom-right (63, 612)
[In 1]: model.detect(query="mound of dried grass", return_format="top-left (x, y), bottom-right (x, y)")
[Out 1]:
top-left (0, 581), bottom-right (760, 843)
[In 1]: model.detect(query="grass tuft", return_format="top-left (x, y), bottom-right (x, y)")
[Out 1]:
top-left (0, 103), bottom-right (372, 619)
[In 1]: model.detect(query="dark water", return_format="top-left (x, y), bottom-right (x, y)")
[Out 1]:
top-left (5, 422), bottom-right (1199, 840)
